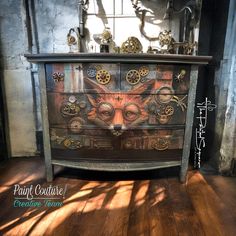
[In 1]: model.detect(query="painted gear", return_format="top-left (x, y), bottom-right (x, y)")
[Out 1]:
top-left (165, 105), bottom-right (174, 116)
top-left (126, 70), bottom-right (141, 85)
top-left (96, 69), bottom-right (111, 85)
top-left (139, 66), bottom-right (149, 77)
top-left (87, 67), bottom-right (97, 78)
top-left (68, 117), bottom-right (84, 133)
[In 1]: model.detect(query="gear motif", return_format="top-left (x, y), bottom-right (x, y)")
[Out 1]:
top-left (126, 70), bottom-right (141, 85)
top-left (139, 66), bottom-right (149, 77)
top-left (63, 138), bottom-right (82, 149)
top-left (68, 95), bottom-right (77, 103)
top-left (121, 37), bottom-right (142, 53)
top-left (151, 138), bottom-right (169, 151)
top-left (95, 65), bottom-right (102, 71)
top-left (68, 117), bottom-right (84, 133)
top-left (87, 67), bottom-right (97, 78)
top-left (96, 69), bottom-right (111, 85)
top-left (60, 102), bottom-right (80, 116)
top-left (52, 72), bottom-right (64, 82)
top-left (165, 106), bottom-right (174, 116)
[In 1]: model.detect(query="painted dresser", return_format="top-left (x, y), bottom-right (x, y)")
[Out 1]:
top-left (25, 53), bottom-right (211, 182)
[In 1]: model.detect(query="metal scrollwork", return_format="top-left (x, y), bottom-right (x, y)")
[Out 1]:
top-left (171, 95), bottom-right (187, 112)
top-left (131, 0), bottom-right (198, 55)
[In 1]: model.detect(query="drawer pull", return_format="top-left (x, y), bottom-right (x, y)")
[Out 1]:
top-left (151, 138), bottom-right (169, 151)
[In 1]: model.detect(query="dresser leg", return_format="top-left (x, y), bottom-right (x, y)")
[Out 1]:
top-left (46, 164), bottom-right (54, 182)
top-left (180, 170), bottom-right (187, 184)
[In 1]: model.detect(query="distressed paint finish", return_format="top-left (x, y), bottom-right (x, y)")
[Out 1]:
top-left (180, 66), bottom-right (198, 182)
top-left (25, 54), bottom-right (211, 181)
top-left (1, 0), bottom-right (203, 157)
top-left (38, 64), bottom-right (53, 181)
top-left (213, 0), bottom-right (236, 175)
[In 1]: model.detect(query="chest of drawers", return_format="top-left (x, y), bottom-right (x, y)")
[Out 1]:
top-left (25, 53), bottom-right (211, 182)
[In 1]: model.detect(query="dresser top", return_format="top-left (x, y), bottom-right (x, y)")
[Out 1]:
top-left (24, 53), bottom-right (212, 65)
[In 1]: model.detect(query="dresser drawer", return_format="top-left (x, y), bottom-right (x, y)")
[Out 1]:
top-left (50, 128), bottom-right (184, 151)
top-left (45, 63), bottom-right (190, 94)
top-left (46, 63), bottom-right (120, 93)
top-left (47, 92), bottom-right (188, 127)
top-left (120, 64), bottom-right (190, 94)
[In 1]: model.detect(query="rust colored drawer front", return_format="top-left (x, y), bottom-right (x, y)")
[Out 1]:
top-left (120, 64), bottom-right (190, 94)
top-left (45, 63), bottom-right (190, 94)
top-left (50, 128), bottom-right (184, 151)
top-left (47, 92), bottom-right (188, 128)
top-left (45, 63), bottom-right (120, 93)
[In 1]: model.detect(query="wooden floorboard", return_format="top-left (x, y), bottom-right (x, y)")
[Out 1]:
top-left (0, 157), bottom-right (236, 236)
top-left (167, 177), bottom-right (205, 236)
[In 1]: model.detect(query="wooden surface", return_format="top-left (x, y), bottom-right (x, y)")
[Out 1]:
top-left (29, 53), bottom-right (210, 181)
top-left (180, 65), bottom-right (198, 182)
top-left (39, 63), bottom-right (53, 181)
top-left (24, 53), bottom-right (212, 65)
top-left (1, 157), bottom-right (236, 236)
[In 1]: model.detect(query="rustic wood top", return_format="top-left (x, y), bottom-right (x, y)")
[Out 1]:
top-left (24, 53), bottom-right (212, 65)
